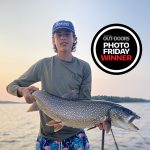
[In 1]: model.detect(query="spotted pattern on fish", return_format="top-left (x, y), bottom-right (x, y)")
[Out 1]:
top-left (32, 90), bottom-right (140, 131)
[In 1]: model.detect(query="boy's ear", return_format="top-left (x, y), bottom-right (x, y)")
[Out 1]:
top-left (73, 36), bottom-right (77, 44)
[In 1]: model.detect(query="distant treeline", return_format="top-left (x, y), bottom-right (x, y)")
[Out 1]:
top-left (92, 95), bottom-right (150, 103)
top-left (0, 101), bottom-right (25, 104)
top-left (0, 96), bottom-right (150, 104)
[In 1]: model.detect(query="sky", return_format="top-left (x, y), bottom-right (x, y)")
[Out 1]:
top-left (0, 0), bottom-right (150, 101)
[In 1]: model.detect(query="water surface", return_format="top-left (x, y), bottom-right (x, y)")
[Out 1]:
top-left (0, 103), bottom-right (150, 150)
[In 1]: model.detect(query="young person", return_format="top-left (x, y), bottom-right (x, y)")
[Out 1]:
top-left (7, 20), bottom-right (92, 150)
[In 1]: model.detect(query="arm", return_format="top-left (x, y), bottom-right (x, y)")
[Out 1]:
top-left (79, 63), bottom-right (92, 99)
top-left (6, 60), bottom-right (42, 103)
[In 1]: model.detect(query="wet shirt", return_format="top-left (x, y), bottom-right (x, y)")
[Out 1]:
top-left (7, 56), bottom-right (92, 140)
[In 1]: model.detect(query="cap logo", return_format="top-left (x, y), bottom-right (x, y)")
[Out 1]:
top-left (55, 22), bottom-right (70, 27)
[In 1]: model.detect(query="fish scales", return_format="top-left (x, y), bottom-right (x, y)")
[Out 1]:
top-left (32, 90), bottom-right (140, 132)
top-left (34, 91), bottom-right (113, 128)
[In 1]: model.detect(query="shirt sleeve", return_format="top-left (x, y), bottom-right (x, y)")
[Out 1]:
top-left (79, 63), bottom-right (92, 99)
top-left (6, 60), bottom-right (42, 97)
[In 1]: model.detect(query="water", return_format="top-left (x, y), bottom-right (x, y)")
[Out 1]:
top-left (0, 103), bottom-right (150, 150)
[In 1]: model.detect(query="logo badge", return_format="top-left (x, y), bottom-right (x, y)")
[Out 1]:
top-left (91, 24), bottom-right (142, 75)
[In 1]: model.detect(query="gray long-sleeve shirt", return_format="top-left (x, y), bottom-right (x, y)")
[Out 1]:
top-left (7, 56), bottom-right (92, 140)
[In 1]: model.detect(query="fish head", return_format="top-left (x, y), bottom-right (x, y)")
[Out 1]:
top-left (109, 105), bottom-right (140, 131)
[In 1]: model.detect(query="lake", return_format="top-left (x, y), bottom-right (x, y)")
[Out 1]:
top-left (0, 103), bottom-right (150, 150)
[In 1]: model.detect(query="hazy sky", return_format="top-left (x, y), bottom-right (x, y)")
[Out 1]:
top-left (1, 0), bottom-right (150, 100)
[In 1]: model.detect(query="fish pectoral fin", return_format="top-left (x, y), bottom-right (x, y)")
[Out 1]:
top-left (99, 116), bottom-right (108, 122)
top-left (53, 124), bottom-right (63, 132)
top-left (46, 120), bottom-right (62, 126)
top-left (46, 120), bottom-right (63, 132)
top-left (87, 126), bottom-right (97, 131)
top-left (98, 120), bottom-right (111, 133)
top-left (27, 102), bottom-right (39, 112)
top-left (99, 116), bottom-right (111, 133)
top-left (103, 120), bottom-right (111, 133)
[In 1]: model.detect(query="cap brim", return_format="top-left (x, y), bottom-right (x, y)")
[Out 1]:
top-left (53, 27), bottom-right (74, 33)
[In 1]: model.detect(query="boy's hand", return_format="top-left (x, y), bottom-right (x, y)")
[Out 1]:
top-left (18, 86), bottom-right (39, 104)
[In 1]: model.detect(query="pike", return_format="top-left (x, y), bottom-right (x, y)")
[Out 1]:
top-left (28, 90), bottom-right (140, 133)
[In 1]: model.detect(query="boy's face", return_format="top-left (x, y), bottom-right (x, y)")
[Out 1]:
top-left (53, 29), bottom-right (75, 53)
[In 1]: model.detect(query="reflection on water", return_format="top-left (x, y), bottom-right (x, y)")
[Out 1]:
top-left (0, 103), bottom-right (150, 150)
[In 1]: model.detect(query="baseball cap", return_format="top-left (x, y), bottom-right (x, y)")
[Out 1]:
top-left (52, 20), bottom-right (75, 33)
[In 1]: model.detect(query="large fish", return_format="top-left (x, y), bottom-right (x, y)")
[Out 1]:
top-left (29, 90), bottom-right (140, 133)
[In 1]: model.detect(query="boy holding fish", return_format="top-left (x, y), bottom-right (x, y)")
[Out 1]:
top-left (7, 20), bottom-right (92, 150)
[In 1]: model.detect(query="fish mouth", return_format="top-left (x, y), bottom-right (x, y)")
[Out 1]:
top-left (130, 123), bottom-right (139, 130)
top-left (128, 114), bottom-right (140, 123)
top-left (112, 117), bottom-right (140, 131)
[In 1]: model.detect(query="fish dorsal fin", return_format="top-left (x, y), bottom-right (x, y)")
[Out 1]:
top-left (27, 102), bottom-right (39, 112)
top-left (62, 90), bottom-right (79, 99)
top-left (46, 120), bottom-right (63, 132)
